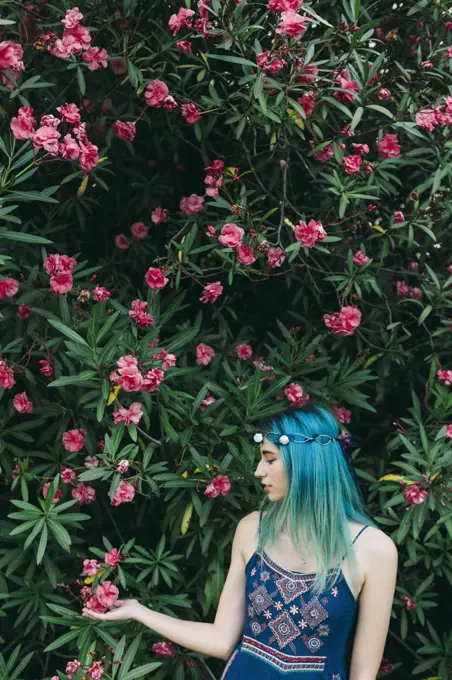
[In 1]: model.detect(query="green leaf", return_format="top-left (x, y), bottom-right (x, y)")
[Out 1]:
top-left (3, 190), bottom-right (59, 203)
top-left (204, 53), bottom-right (256, 68)
top-left (122, 663), bottom-right (162, 680)
top-left (0, 229), bottom-right (52, 244)
top-left (350, 106), bottom-right (363, 131)
top-left (36, 523), bottom-right (48, 565)
top-left (48, 371), bottom-right (98, 387)
top-left (48, 319), bottom-right (90, 347)
top-left (43, 627), bottom-right (80, 652)
top-left (365, 104), bottom-right (394, 120)
top-left (48, 519), bottom-right (72, 551)
top-left (96, 311), bottom-right (121, 345)
top-left (77, 66), bottom-right (86, 95)
top-left (418, 305), bottom-right (432, 326)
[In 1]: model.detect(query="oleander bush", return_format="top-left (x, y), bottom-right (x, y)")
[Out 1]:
top-left (0, 0), bottom-right (451, 678)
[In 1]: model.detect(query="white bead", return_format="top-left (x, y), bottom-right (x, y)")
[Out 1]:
top-left (279, 435), bottom-right (290, 445)
top-left (253, 433), bottom-right (264, 443)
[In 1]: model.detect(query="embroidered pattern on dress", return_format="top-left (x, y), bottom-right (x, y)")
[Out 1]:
top-left (242, 635), bottom-right (326, 673)
top-left (332, 675), bottom-right (342, 680)
top-left (268, 611), bottom-right (301, 648)
top-left (276, 576), bottom-right (309, 603)
top-left (219, 648), bottom-right (239, 680)
top-left (249, 584), bottom-right (273, 615)
top-left (300, 597), bottom-right (329, 629)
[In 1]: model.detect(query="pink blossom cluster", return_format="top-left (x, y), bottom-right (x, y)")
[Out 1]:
top-left (395, 280), bottom-right (422, 300)
top-left (51, 7), bottom-right (108, 71)
top-left (129, 299), bottom-right (154, 327)
top-left (152, 348), bottom-right (177, 371)
top-left (296, 59), bottom-right (319, 84)
top-left (143, 78), bottom-right (202, 125)
top-left (196, 343), bottom-right (215, 366)
top-left (0, 40), bottom-right (25, 89)
top-left (110, 355), bottom-right (165, 393)
top-left (275, 9), bottom-right (308, 41)
top-left (284, 382), bottom-right (310, 407)
top-left (204, 159), bottom-right (226, 197)
top-left (12, 392), bottom-right (33, 413)
top-left (145, 267), bottom-right (169, 290)
top-left (62, 427), bottom-right (87, 452)
top-left (152, 206), bottom-right (169, 225)
top-left (0, 357), bottom-right (16, 390)
top-left (83, 580), bottom-right (119, 612)
top-left (332, 405), bottom-right (352, 424)
top-left (11, 104), bottom-right (99, 174)
top-left (400, 594), bottom-right (417, 611)
top-left (152, 642), bottom-right (176, 657)
top-left (115, 221), bottom-right (149, 250)
top-left (353, 250), bottom-right (369, 266)
top-left (0, 276), bottom-right (19, 299)
top-left (200, 280), bottom-right (223, 304)
top-left (204, 474), bottom-right (231, 498)
top-left (333, 69), bottom-right (359, 103)
top-left (415, 95), bottom-right (452, 133)
top-left (180, 193), bottom-right (204, 215)
top-left (200, 393), bottom-right (216, 411)
top-left (212, 222), bottom-right (257, 267)
top-left (323, 305), bottom-right (362, 337)
top-left (92, 285), bottom-right (112, 302)
top-left (43, 252), bottom-right (77, 295)
top-left (294, 219), bottom-right (327, 248)
top-left (113, 401), bottom-right (143, 426)
top-left (296, 90), bottom-right (317, 119)
top-left (114, 120), bottom-right (136, 141)
top-left (39, 359), bottom-right (54, 376)
top-left (437, 369), bottom-right (452, 386)
top-left (109, 479), bottom-right (136, 506)
top-left (236, 343), bottom-right (253, 360)
top-left (403, 485), bottom-right (428, 505)
top-left (72, 482), bottom-right (96, 504)
top-left (168, 3), bottom-right (214, 41)
top-left (257, 51), bottom-right (287, 74)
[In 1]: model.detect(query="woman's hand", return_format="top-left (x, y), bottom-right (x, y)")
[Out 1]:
top-left (82, 599), bottom-right (144, 622)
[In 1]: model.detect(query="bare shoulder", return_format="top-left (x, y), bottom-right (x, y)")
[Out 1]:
top-left (235, 511), bottom-right (261, 564)
top-left (353, 524), bottom-right (398, 574)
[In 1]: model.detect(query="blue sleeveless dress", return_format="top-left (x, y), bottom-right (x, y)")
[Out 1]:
top-left (220, 517), bottom-right (369, 680)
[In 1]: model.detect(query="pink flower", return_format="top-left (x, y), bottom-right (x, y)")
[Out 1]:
top-left (267, 247), bottom-right (286, 268)
top-left (267, 0), bottom-right (304, 10)
top-left (182, 103), bottom-right (201, 124)
top-left (343, 154), bottom-right (362, 174)
top-left (284, 382), bottom-right (310, 406)
top-left (32, 126), bottom-right (61, 155)
top-left (176, 40), bottom-right (192, 52)
top-left (114, 120), bottom-right (136, 141)
top-left (56, 102), bottom-right (81, 123)
top-left (145, 79), bottom-right (169, 107)
top-left (110, 57), bottom-right (127, 75)
top-left (0, 359), bottom-right (15, 390)
top-left (294, 219), bottom-right (326, 248)
top-left (130, 221), bottom-right (148, 239)
top-left (332, 405), bottom-right (352, 424)
top-left (351, 143), bottom-right (369, 155)
top-left (50, 272), bottom-right (73, 295)
top-left (79, 140), bottom-right (99, 173)
top-left (40, 114), bottom-right (61, 128)
top-left (401, 595), bottom-right (417, 611)
top-left (43, 253), bottom-right (77, 276)
top-left (96, 581), bottom-right (119, 608)
top-left (415, 109), bottom-right (440, 132)
top-left (88, 660), bottom-right (105, 679)
top-left (145, 267), bottom-right (169, 290)
top-left (141, 368), bottom-right (165, 392)
top-left (314, 143), bottom-right (334, 162)
top-left (333, 69), bottom-right (359, 103)
top-left (323, 305), bottom-right (362, 337)
top-left (196, 343), bottom-right (216, 366)
top-left (200, 281), bottom-right (223, 303)
top-left (10, 106), bottom-right (36, 140)
top-left (84, 455), bottom-right (100, 468)
top-left (39, 360), bottom-right (53, 376)
top-left (152, 642), bottom-right (176, 657)
top-left (17, 304), bottom-right (31, 319)
top-left (117, 459), bottom-right (130, 474)
top-left (378, 133), bottom-right (400, 158)
top-left (113, 402), bottom-right (143, 426)
top-left (129, 299), bottom-right (154, 327)
top-left (377, 88), bottom-right (391, 100)
top-left (275, 10), bottom-right (307, 40)
top-left (297, 61), bottom-right (319, 83)
top-left (109, 480), bottom-right (136, 506)
top-left (82, 559), bottom-right (101, 576)
top-left (65, 661), bottom-right (82, 679)
top-left (59, 134), bottom-right (80, 160)
top-left (61, 24), bottom-right (92, 52)
top-left (200, 394), bottom-right (216, 411)
top-left (43, 482), bottom-right (62, 504)
top-left (236, 343), bottom-right (253, 360)
top-left (61, 8), bottom-right (84, 29)
top-left (180, 193), bottom-right (204, 215)
top-left (0, 277), bottom-right (19, 298)
top-left (353, 250), bottom-right (369, 266)
top-left (61, 466), bottom-right (77, 483)
top-left (62, 428), bottom-right (87, 452)
top-left (404, 485), bottom-right (428, 505)
top-left (236, 245), bottom-right (256, 266)
top-left (72, 482), bottom-right (96, 505)
top-left (409, 287), bottom-right (422, 300)
top-left (105, 548), bottom-right (121, 567)
top-left (93, 285), bottom-right (111, 302)
top-left (204, 474), bottom-right (231, 498)
top-left (168, 8), bottom-right (195, 36)
top-left (82, 46), bottom-right (108, 71)
top-left (12, 392), bottom-right (33, 413)
top-left (152, 206), bottom-right (169, 224)
top-left (115, 234), bottom-right (130, 250)
top-left (0, 40), bottom-right (24, 71)
top-left (218, 223), bottom-right (245, 248)
top-left (393, 211), bottom-right (405, 223)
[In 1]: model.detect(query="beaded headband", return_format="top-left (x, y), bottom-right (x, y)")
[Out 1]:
top-left (253, 432), bottom-right (339, 446)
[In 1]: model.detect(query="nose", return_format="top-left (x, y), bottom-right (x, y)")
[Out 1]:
top-left (254, 460), bottom-right (265, 479)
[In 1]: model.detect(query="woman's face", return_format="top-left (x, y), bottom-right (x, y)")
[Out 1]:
top-left (254, 437), bottom-right (288, 502)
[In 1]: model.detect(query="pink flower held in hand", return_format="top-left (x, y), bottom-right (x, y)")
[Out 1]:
top-left (130, 221), bottom-right (148, 239)
top-left (114, 120), bottom-right (136, 141)
top-left (145, 79), bottom-right (169, 107)
top-left (218, 223), bottom-right (245, 248)
top-left (275, 10), bottom-right (307, 40)
top-left (62, 428), bottom-right (87, 452)
top-left (105, 547), bottom-right (121, 567)
top-left (145, 267), bottom-right (169, 290)
top-left (109, 479), bottom-right (136, 506)
top-left (96, 581), bottom-right (119, 608)
top-left (323, 305), bottom-right (362, 337)
top-left (0, 277), bottom-right (19, 298)
top-left (82, 559), bottom-right (101, 576)
top-left (200, 281), bottom-right (223, 304)
top-left (12, 392), bottom-right (33, 413)
top-left (196, 343), bottom-right (216, 366)
top-left (204, 474), bottom-right (231, 498)
top-left (152, 642), bottom-right (176, 657)
top-left (113, 401), bottom-right (143, 426)
top-left (72, 482), bottom-right (96, 504)
top-left (180, 193), bottom-right (204, 215)
top-left (115, 233), bottom-right (130, 250)
top-left (43, 482), bottom-right (62, 504)
top-left (182, 103), bottom-right (201, 124)
top-left (236, 343), bottom-right (253, 360)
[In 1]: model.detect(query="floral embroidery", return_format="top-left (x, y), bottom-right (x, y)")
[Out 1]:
top-left (298, 619), bottom-right (308, 629)
top-left (242, 636), bottom-right (326, 673)
top-left (263, 609), bottom-right (273, 620)
top-left (269, 611), bottom-right (301, 648)
top-left (302, 632), bottom-right (324, 653)
top-left (276, 576), bottom-right (309, 604)
top-left (251, 567), bottom-right (257, 576)
top-left (261, 570), bottom-right (271, 582)
top-left (250, 584), bottom-right (273, 615)
top-left (289, 604), bottom-right (299, 615)
top-left (300, 597), bottom-right (329, 629)
top-left (274, 600), bottom-right (284, 611)
top-left (331, 586), bottom-right (339, 597)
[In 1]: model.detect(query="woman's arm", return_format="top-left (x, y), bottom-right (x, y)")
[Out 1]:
top-left (348, 530), bottom-right (398, 680)
top-left (83, 514), bottom-right (252, 660)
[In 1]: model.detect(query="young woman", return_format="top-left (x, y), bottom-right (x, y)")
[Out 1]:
top-left (82, 402), bottom-right (398, 680)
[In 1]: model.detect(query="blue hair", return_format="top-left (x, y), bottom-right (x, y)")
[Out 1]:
top-left (255, 401), bottom-right (378, 598)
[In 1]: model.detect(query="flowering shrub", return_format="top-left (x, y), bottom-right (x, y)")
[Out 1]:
top-left (0, 1), bottom-right (451, 679)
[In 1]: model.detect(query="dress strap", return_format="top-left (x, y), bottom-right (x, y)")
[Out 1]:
top-left (352, 525), bottom-right (369, 544)
top-left (259, 510), bottom-right (263, 524)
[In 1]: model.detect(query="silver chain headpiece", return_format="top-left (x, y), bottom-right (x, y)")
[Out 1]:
top-left (253, 432), bottom-right (339, 446)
